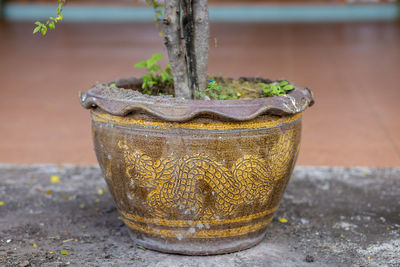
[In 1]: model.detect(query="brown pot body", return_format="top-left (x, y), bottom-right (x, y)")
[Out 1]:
top-left (91, 110), bottom-right (302, 255)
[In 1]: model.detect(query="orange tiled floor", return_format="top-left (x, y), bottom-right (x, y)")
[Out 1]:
top-left (0, 21), bottom-right (399, 166)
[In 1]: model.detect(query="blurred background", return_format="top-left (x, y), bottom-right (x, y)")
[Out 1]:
top-left (0, 0), bottom-right (399, 166)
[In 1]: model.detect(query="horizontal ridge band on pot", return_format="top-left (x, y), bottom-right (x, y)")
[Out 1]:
top-left (119, 206), bottom-right (278, 227)
top-left (80, 82), bottom-right (314, 122)
top-left (121, 216), bottom-right (274, 239)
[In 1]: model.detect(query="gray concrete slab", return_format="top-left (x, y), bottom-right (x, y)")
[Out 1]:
top-left (0, 165), bottom-right (399, 266)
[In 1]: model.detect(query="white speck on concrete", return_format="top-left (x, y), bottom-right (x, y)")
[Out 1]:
top-left (300, 218), bottom-right (309, 224)
top-left (333, 222), bottom-right (358, 231)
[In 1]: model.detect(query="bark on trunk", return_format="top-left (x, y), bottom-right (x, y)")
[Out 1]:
top-left (182, 0), bottom-right (209, 95)
top-left (192, 0), bottom-right (209, 93)
top-left (163, 0), bottom-right (190, 99)
top-left (163, 0), bottom-right (209, 99)
top-left (182, 0), bottom-right (197, 96)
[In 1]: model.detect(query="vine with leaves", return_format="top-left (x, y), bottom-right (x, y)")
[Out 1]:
top-left (33, 0), bottom-right (65, 35)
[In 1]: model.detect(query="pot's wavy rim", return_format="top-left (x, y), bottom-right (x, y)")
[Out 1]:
top-left (80, 82), bottom-right (314, 122)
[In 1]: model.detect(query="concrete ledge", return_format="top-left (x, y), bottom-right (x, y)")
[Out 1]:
top-left (4, 4), bottom-right (399, 22)
top-left (0, 165), bottom-right (399, 266)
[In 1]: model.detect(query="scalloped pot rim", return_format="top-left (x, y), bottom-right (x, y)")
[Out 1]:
top-left (80, 83), bottom-right (314, 122)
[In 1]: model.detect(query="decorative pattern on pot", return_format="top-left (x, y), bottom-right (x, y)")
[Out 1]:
top-left (89, 107), bottom-right (302, 255)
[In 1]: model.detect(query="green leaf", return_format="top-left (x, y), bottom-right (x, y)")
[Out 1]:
top-left (61, 250), bottom-right (69, 255)
top-left (283, 85), bottom-right (294, 91)
top-left (263, 87), bottom-right (271, 96)
top-left (41, 26), bottom-right (48, 35)
top-left (34, 21), bottom-right (42, 26)
top-left (134, 61), bottom-right (147, 68)
top-left (146, 59), bottom-right (157, 68)
top-left (49, 22), bottom-right (55, 30)
top-left (151, 53), bottom-right (163, 61)
top-left (160, 72), bottom-right (167, 82)
top-left (143, 89), bottom-right (152, 95)
top-left (33, 26), bottom-right (41, 34)
top-left (148, 65), bottom-right (161, 72)
top-left (279, 80), bottom-right (289, 86)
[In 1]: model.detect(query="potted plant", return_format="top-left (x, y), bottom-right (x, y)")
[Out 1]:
top-left (35, 0), bottom-right (313, 255)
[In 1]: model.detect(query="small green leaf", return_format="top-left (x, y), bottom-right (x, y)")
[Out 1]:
top-left (61, 250), bottom-right (69, 255)
top-left (33, 26), bottom-right (41, 34)
top-left (279, 80), bottom-right (289, 86)
top-left (146, 59), bottom-right (156, 68)
top-left (134, 61), bottom-right (147, 68)
top-left (149, 65), bottom-right (161, 72)
top-left (34, 21), bottom-right (42, 26)
top-left (49, 22), bottom-right (55, 30)
top-left (283, 85), bottom-right (294, 91)
top-left (151, 53), bottom-right (163, 61)
top-left (41, 26), bottom-right (48, 35)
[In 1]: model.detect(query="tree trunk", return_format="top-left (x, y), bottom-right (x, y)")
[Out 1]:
top-left (182, 0), bottom-right (197, 97)
top-left (163, 0), bottom-right (190, 99)
top-left (163, 0), bottom-right (209, 99)
top-left (192, 0), bottom-right (209, 93)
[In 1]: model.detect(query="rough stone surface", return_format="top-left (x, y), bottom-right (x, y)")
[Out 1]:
top-left (0, 165), bottom-right (399, 266)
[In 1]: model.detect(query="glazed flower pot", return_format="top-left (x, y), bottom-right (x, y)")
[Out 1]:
top-left (80, 80), bottom-right (314, 255)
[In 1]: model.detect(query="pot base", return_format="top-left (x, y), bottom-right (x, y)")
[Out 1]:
top-left (128, 227), bottom-right (268, 255)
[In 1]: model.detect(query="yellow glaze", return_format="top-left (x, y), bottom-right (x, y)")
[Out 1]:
top-left (92, 111), bottom-right (301, 130)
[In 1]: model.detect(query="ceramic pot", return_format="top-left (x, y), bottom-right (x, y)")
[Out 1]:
top-left (80, 79), bottom-right (314, 255)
